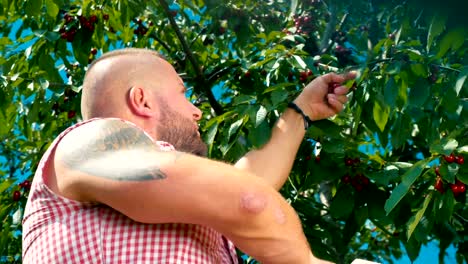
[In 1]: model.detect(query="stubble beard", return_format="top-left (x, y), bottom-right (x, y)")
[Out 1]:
top-left (156, 102), bottom-right (208, 157)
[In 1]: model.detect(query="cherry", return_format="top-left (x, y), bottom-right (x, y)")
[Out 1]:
top-left (64, 13), bottom-right (73, 24)
top-left (434, 166), bottom-right (440, 176)
top-left (149, 21), bottom-right (154, 26)
top-left (306, 69), bottom-right (313, 77)
top-left (103, 14), bottom-right (109, 21)
top-left (244, 71), bottom-right (251, 78)
top-left (219, 27), bottom-right (226, 34)
top-left (299, 71), bottom-right (308, 82)
top-left (444, 153), bottom-right (455, 163)
top-left (434, 178), bottom-right (444, 193)
top-left (20, 180), bottom-right (31, 190)
top-left (89, 15), bottom-right (98, 23)
top-left (451, 184), bottom-right (460, 196)
top-left (91, 48), bottom-right (98, 55)
top-left (455, 155), bottom-right (464, 165)
top-left (341, 174), bottom-right (351, 184)
top-left (315, 155), bottom-right (321, 163)
top-left (13, 191), bottom-right (21, 201)
top-left (328, 82), bottom-right (340, 93)
top-left (68, 110), bottom-right (76, 119)
top-left (344, 157), bottom-right (354, 166)
top-left (359, 174), bottom-right (370, 186)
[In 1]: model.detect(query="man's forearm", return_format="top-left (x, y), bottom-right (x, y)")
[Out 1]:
top-left (235, 108), bottom-right (306, 190)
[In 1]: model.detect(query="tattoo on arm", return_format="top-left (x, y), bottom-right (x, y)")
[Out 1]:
top-left (62, 120), bottom-right (173, 181)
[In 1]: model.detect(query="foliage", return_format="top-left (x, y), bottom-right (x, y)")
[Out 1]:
top-left (0, 0), bottom-right (467, 263)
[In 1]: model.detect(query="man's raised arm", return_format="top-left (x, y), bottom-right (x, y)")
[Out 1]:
top-left (235, 72), bottom-right (356, 190)
top-left (52, 118), bottom-right (318, 264)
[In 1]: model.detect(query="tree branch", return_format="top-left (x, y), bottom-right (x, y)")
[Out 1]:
top-left (156, 0), bottom-right (224, 115)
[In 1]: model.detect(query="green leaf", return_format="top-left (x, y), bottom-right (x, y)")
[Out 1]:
top-left (329, 186), bottom-right (355, 219)
top-left (292, 55), bottom-right (307, 69)
top-left (228, 118), bottom-right (244, 140)
top-left (436, 28), bottom-right (466, 58)
top-left (289, 0), bottom-right (298, 18)
top-left (45, 0), bottom-right (59, 18)
top-left (407, 192), bottom-right (432, 240)
top-left (430, 138), bottom-right (458, 156)
top-left (255, 105), bottom-right (267, 128)
top-left (384, 159), bottom-right (429, 214)
top-left (0, 179), bottom-right (14, 193)
top-left (25, 0), bottom-right (42, 17)
top-left (408, 80), bottom-right (430, 107)
top-left (426, 14), bottom-right (446, 52)
top-left (373, 101), bottom-right (390, 132)
top-left (383, 77), bottom-right (397, 108)
top-left (203, 121), bottom-right (218, 146)
top-left (403, 237), bottom-right (422, 262)
top-left (454, 67), bottom-right (468, 96)
top-left (410, 63), bottom-right (427, 77)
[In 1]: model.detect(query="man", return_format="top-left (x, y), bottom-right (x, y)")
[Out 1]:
top-left (22, 48), bottom-right (355, 263)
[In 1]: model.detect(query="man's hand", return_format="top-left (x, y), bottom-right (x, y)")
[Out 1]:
top-left (294, 71), bottom-right (357, 121)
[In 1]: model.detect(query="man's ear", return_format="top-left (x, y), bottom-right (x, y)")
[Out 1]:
top-left (127, 86), bottom-right (155, 117)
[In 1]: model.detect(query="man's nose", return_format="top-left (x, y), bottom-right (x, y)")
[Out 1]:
top-left (191, 103), bottom-right (202, 121)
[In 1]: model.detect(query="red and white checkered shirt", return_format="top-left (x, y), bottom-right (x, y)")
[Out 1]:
top-left (22, 118), bottom-right (238, 263)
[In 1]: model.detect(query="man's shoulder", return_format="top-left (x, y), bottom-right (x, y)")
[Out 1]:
top-left (59, 117), bottom-right (152, 151)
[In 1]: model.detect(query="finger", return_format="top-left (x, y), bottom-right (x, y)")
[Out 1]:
top-left (321, 73), bottom-right (346, 84)
top-left (343, 70), bottom-right (357, 81)
top-left (335, 94), bottom-right (348, 104)
top-left (333, 86), bottom-right (348, 95)
top-left (327, 95), bottom-right (344, 112)
top-left (321, 71), bottom-right (357, 85)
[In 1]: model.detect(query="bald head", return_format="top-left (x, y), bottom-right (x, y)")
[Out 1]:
top-left (81, 48), bottom-right (168, 120)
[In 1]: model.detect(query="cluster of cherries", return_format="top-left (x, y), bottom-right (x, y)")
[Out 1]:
top-left (134, 18), bottom-right (153, 36)
top-left (299, 69), bottom-right (313, 82)
top-left (12, 180), bottom-right (31, 202)
top-left (434, 153), bottom-right (466, 196)
top-left (293, 15), bottom-right (316, 35)
top-left (443, 153), bottom-right (464, 165)
top-left (59, 13), bottom-right (104, 42)
top-left (341, 157), bottom-right (370, 191)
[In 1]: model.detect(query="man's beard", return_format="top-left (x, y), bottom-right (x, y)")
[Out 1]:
top-left (156, 101), bottom-right (207, 157)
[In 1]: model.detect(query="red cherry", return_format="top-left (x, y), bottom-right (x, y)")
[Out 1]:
top-left (244, 71), bottom-right (251, 78)
top-left (68, 110), bottom-right (76, 119)
top-left (64, 13), bottom-right (73, 24)
top-left (345, 158), bottom-right (354, 166)
top-left (91, 48), bottom-right (97, 55)
top-left (341, 174), bottom-right (351, 184)
top-left (434, 166), bottom-right (440, 176)
top-left (434, 178), bottom-right (444, 193)
top-left (89, 15), bottom-right (97, 23)
top-left (103, 14), bottom-right (109, 21)
top-left (306, 69), bottom-right (313, 77)
top-left (459, 184), bottom-right (466, 193)
top-left (13, 191), bottom-right (21, 201)
top-left (444, 154), bottom-right (455, 163)
top-left (455, 155), bottom-right (464, 165)
top-left (315, 155), bottom-right (320, 163)
top-left (359, 174), bottom-right (370, 186)
top-left (328, 82), bottom-right (340, 93)
top-left (451, 184), bottom-right (461, 196)
top-left (21, 180), bottom-right (31, 190)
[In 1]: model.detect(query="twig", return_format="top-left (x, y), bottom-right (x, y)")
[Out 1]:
top-left (156, 0), bottom-right (224, 115)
